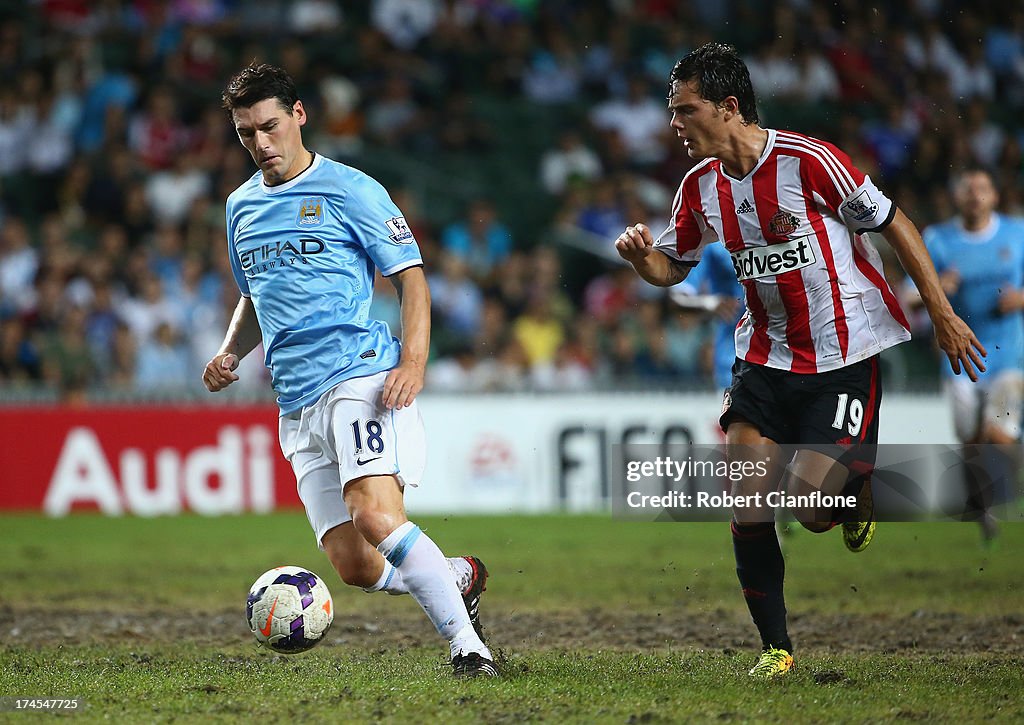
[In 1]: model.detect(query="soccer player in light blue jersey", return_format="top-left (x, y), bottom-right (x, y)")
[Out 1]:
top-left (918, 168), bottom-right (1024, 542)
top-left (202, 63), bottom-right (497, 677)
top-left (671, 240), bottom-right (744, 391)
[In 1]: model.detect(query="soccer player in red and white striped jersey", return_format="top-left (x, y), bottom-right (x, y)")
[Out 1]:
top-left (616, 43), bottom-right (985, 679)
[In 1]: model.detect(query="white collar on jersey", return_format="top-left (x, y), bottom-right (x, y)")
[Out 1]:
top-left (956, 214), bottom-right (1000, 243)
top-left (260, 152), bottom-right (322, 194)
top-left (719, 129), bottom-right (776, 183)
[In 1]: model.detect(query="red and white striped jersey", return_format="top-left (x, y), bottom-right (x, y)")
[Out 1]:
top-left (655, 129), bottom-right (910, 374)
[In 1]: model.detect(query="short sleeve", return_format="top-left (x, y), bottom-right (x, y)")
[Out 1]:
top-left (799, 138), bottom-right (895, 234)
top-left (652, 175), bottom-right (718, 266)
top-left (344, 175), bottom-right (423, 276)
top-left (225, 198), bottom-right (251, 298)
top-left (837, 175), bottom-right (896, 234)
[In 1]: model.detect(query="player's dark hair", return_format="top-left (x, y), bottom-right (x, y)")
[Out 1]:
top-left (222, 62), bottom-right (299, 114)
top-left (670, 42), bottom-right (759, 125)
top-left (951, 165), bottom-right (996, 192)
top-left (954, 165), bottom-right (993, 182)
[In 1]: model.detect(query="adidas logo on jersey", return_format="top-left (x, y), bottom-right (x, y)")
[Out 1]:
top-left (731, 238), bottom-right (816, 281)
top-left (736, 198), bottom-right (755, 214)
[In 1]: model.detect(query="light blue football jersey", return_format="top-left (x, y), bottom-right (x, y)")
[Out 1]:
top-left (924, 214), bottom-right (1024, 378)
top-left (685, 241), bottom-right (745, 389)
top-left (226, 153), bottom-right (422, 413)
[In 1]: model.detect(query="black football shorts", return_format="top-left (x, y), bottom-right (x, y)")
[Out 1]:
top-left (720, 356), bottom-right (882, 456)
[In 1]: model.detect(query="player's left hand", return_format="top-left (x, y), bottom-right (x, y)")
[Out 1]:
top-left (382, 360), bottom-right (424, 410)
top-left (933, 309), bottom-right (987, 381)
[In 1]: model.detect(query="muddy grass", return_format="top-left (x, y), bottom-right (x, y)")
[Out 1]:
top-left (8, 608), bottom-right (1023, 655)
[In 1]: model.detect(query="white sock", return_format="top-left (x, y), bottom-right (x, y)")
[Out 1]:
top-left (447, 556), bottom-right (473, 592)
top-left (376, 522), bottom-right (490, 658)
top-left (362, 560), bottom-right (402, 595)
top-left (364, 557), bottom-right (473, 597)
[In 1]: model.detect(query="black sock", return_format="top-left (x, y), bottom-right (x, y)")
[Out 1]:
top-left (731, 519), bottom-right (792, 652)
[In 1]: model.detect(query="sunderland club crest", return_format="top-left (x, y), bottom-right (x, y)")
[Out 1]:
top-left (769, 209), bottom-right (800, 237)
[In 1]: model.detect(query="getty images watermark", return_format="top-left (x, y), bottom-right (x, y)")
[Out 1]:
top-left (626, 456), bottom-right (858, 512)
top-left (612, 443), bottom-right (1024, 523)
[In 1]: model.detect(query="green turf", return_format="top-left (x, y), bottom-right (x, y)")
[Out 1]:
top-left (3, 646), bottom-right (1022, 723)
top-left (0, 514), bottom-right (1021, 722)
top-left (0, 513), bottom-right (1019, 615)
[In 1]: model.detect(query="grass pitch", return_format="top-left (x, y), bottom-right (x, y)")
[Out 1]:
top-left (1, 513), bottom-right (1021, 722)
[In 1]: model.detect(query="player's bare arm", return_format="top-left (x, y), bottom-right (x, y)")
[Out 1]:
top-left (881, 208), bottom-right (987, 380)
top-left (615, 223), bottom-right (691, 286)
top-left (383, 265), bottom-right (430, 410)
top-left (202, 296), bottom-right (262, 392)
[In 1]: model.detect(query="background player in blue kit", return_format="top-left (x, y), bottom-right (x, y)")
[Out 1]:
top-left (202, 63), bottom-right (497, 677)
top-left (914, 168), bottom-right (1024, 542)
top-left (670, 240), bottom-right (744, 392)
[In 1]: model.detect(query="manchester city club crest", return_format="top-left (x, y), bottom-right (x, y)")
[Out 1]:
top-left (296, 196), bottom-right (325, 227)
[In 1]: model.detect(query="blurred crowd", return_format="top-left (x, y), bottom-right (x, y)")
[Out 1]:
top-left (0, 0), bottom-right (1023, 400)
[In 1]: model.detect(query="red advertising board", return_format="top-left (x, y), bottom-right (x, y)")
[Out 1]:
top-left (0, 406), bottom-right (301, 515)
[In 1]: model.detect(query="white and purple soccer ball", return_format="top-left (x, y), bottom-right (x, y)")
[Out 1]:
top-left (246, 566), bottom-right (334, 653)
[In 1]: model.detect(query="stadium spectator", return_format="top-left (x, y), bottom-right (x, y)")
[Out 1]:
top-left (371, 0), bottom-right (440, 51)
top-left (41, 304), bottom-right (96, 397)
top-left (426, 342), bottom-right (492, 392)
top-left (862, 103), bottom-right (918, 181)
top-left (530, 339), bottom-right (593, 391)
top-left (129, 87), bottom-right (188, 172)
top-left (791, 43), bottom-right (840, 104)
top-left (522, 28), bottom-right (582, 104)
top-left (118, 272), bottom-right (184, 345)
top-left (289, 0), bottom-right (344, 36)
top-left (84, 278), bottom-right (121, 371)
top-left (429, 252), bottom-right (485, 343)
top-left (575, 178), bottom-right (626, 240)
top-left (436, 91), bottom-right (495, 153)
top-left (745, 40), bottom-right (801, 102)
top-left (539, 130), bottom-right (603, 195)
top-left (0, 218), bottom-right (37, 314)
top-left (590, 75), bottom-right (672, 167)
top-left (145, 153), bottom-right (213, 227)
top-left (511, 290), bottom-right (565, 369)
top-left (135, 320), bottom-right (190, 390)
top-left (364, 73), bottom-right (429, 150)
top-left (0, 315), bottom-right (39, 382)
top-left (963, 98), bottom-right (1005, 168)
top-left (440, 198), bottom-right (513, 280)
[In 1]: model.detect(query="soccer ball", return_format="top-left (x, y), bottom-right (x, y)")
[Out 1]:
top-left (246, 566), bottom-right (334, 653)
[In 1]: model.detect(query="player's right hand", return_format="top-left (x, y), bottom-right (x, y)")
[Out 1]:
top-left (615, 224), bottom-right (655, 263)
top-left (203, 352), bottom-right (239, 392)
top-left (932, 309), bottom-right (986, 382)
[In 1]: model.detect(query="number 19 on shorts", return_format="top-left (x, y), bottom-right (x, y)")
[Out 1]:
top-left (832, 393), bottom-right (863, 437)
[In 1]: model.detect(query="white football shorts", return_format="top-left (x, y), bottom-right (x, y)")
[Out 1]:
top-left (945, 369), bottom-right (1024, 442)
top-left (278, 370), bottom-right (427, 548)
